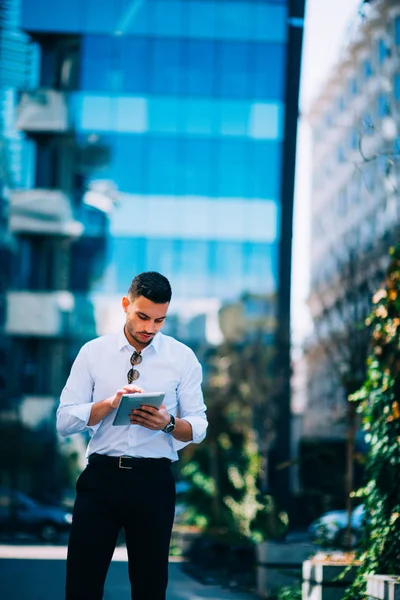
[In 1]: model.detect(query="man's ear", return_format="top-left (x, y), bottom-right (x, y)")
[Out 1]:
top-left (122, 296), bottom-right (129, 312)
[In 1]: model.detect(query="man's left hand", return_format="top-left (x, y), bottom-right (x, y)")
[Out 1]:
top-left (129, 403), bottom-right (170, 430)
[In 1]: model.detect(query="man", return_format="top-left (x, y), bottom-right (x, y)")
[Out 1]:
top-left (57, 271), bottom-right (208, 600)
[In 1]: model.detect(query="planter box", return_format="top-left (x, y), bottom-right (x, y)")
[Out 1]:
top-left (302, 553), bottom-right (359, 600)
top-left (366, 574), bottom-right (400, 600)
top-left (256, 540), bottom-right (315, 598)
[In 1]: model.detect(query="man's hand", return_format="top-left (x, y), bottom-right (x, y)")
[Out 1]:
top-left (88, 385), bottom-right (144, 427)
top-left (129, 403), bottom-right (170, 430)
top-left (109, 385), bottom-right (144, 409)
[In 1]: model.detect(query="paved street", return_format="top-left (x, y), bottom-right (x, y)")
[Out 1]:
top-left (0, 545), bottom-right (256, 600)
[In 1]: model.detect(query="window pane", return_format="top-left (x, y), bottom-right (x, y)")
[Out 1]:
top-left (182, 40), bottom-right (215, 96)
top-left (83, 0), bottom-right (118, 34)
top-left (252, 3), bottom-right (287, 42)
top-left (150, 0), bottom-right (184, 36)
top-left (81, 37), bottom-right (115, 92)
top-left (215, 2), bottom-right (251, 40)
top-left (151, 39), bottom-right (182, 95)
top-left (217, 140), bottom-right (247, 197)
top-left (21, 0), bottom-right (81, 31)
top-left (146, 138), bottom-right (179, 195)
top-left (249, 103), bottom-right (284, 140)
top-left (186, 1), bottom-right (216, 39)
top-left (148, 97), bottom-right (181, 134)
top-left (183, 99), bottom-right (217, 136)
top-left (120, 38), bottom-right (151, 94)
top-left (180, 139), bottom-right (213, 196)
top-left (217, 101), bottom-right (250, 137)
top-left (252, 43), bottom-right (286, 100)
top-left (248, 142), bottom-right (282, 199)
top-left (216, 41), bottom-right (250, 98)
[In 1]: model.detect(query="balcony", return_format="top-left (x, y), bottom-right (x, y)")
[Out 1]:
top-left (9, 189), bottom-right (83, 236)
top-left (5, 292), bottom-right (98, 339)
top-left (16, 89), bottom-right (70, 133)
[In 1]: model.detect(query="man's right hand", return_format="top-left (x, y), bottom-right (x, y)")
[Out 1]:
top-left (88, 385), bottom-right (144, 427)
top-left (109, 385), bottom-right (144, 409)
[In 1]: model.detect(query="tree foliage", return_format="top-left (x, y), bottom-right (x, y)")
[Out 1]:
top-left (345, 244), bottom-right (400, 599)
top-left (180, 338), bottom-right (287, 542)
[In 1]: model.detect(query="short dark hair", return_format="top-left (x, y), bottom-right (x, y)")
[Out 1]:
top-left (128, 272), bottom-right (172, 304)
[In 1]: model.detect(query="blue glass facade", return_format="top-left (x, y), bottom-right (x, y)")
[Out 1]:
top-left (20, 0), bottom-right (290, 313)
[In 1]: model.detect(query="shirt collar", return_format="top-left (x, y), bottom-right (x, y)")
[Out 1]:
top-left (117, 328), bottom-right (162, 354)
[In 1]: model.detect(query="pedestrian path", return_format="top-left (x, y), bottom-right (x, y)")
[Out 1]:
top-left (0, 545), bottom-right (256, 600)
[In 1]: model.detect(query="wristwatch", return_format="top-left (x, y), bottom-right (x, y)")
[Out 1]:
top-left (162, 414), bottom-right (176, 434)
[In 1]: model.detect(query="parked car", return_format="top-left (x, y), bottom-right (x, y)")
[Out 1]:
top-left (308, 504), bottom-right (365, 548)
top-left (0, 488), bottom-right (73, 543)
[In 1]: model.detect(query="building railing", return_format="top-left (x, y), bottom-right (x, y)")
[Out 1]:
top-left (5, 291), bottom-right (98, 339)
top-left (16, 89), bottom-right (70, 133)
top-left (9, 189), bottom-right (83, 237)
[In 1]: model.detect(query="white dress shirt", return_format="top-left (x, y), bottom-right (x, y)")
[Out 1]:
top-left (56, 329), bottom-right (208, 461)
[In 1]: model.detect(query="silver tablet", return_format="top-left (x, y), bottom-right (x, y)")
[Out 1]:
top-left (112, 392), bottom-right (165, 426)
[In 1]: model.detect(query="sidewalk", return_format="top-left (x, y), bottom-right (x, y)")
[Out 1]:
top-left (0, 545), bottom-right (257, 600)
top-left (167, 560), bottom-right (256, 600)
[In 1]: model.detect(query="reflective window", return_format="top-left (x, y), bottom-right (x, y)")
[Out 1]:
top-left (363, 59), bottom-right (373, 79)
top-left (186, 1), bottom-right (217, 39)
top-left (396, 16), bottom-right (400, 46)
top-left (217, 139), bottom-right (247, 197)
top-left (378, 94), bottom-right (389, 118)
top-left (21, 0), bottom-right (81, 31)
top-left (252, 3), bottom-right (287, 42)
top-left (249, 103), bottom-right (283, 140)
top-left (395, 74), bottom-right (400, 101)
top-left (100, 237), bottom-right (278, 297)
top-left (182, 41), bottom-right (215, 96)
top-left (151, 39), bottom-right (182, 95)
top-left (83, 0), bottom-right (119, 34)
top-left (179, 139), bottom-right (213, 196)
top-left (86, 135), bottom-right (145, 194)
top-left (147, 138), bottom-right (180, 195)
top-left (216, 42), bottom-right (251, 98)
top-left (217, 101), bottom-right (250, 137)
top-left (150, 0), bottom-right (184, 36)
top-left (21, 0), bottom-right (288, 41)
top-left (80, 37), bottom-right (115, 92)
top-left (182, 99), bottom-right (217, 136)
top-left (117, 0), bottom-right (150, 35)
top-left (80, 37), bottom-right (286, 100)
top-left (252, 43), bottom-right (286, 100)
top-left (148, 97), bottom-right (181, 134)
top-left (120, 38), bottom-right (151, 94)
top-left (378, 39), bottom-right (389, 65)
top-left (75, 94), bottom-right (147, 133)
top-left (215, 2), bottom-right (251, 41)
top-left (247, 142), bottom-right (282, 199)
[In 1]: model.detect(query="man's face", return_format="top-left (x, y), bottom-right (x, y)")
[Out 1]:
top-left (122, 295), bottom-right (169, 350)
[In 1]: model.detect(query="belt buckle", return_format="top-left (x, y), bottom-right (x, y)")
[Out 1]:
top-left (119, 456), bottom-right (132, 470)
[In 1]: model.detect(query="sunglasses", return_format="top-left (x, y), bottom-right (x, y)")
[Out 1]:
top-left (127, 351), bottom-right (142, 383)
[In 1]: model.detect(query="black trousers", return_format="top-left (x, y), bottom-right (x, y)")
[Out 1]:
top-left (65, 456), bottom-right (176, 600)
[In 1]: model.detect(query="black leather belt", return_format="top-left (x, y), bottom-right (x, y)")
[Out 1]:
top-left (88, 453), bottom-right (171, 470)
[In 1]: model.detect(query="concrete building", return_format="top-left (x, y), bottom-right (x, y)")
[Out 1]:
top-left (294, 0), bottom-right (400, 514)
top-left (0, 0), bottom-right (111, 498)
top-left (0, 0), bottom-right (31, 428)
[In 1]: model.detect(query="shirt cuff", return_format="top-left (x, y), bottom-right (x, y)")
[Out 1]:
top-left (170, 415), bottom-right (208, 451)
top-left (68, 403), bottom-right (101, 434)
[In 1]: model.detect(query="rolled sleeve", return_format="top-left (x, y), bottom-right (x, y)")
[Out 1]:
top-left (56, 344), bottom-right (99, 437)
top-left (171, 352), bottom-right (208, 451)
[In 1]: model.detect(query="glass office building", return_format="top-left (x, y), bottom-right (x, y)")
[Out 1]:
top-left (19, 0), bottom-right (304, 346)
top-left (13, 0), bottom-right (305, 500)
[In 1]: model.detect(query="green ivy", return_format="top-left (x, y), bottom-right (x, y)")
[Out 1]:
top-left (344, 244), bottom-right (400, 599)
